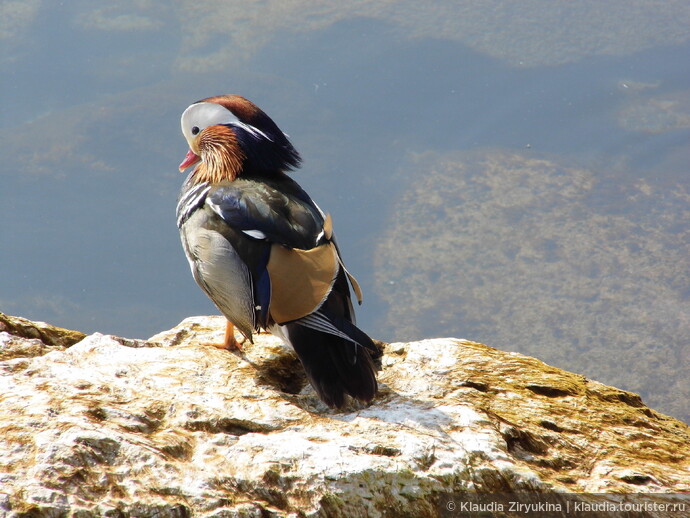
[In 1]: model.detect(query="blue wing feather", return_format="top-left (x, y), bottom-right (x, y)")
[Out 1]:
top-left (206, 178), bottom-right (325, 250)
top-left (255, 247), bottom-right (272, 328)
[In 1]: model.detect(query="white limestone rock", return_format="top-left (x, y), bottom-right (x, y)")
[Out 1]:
top-left (0, 315), bottom-right (688, 517)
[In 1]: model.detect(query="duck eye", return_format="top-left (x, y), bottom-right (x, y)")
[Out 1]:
top-left (191, 126), bottom-right (200, 135)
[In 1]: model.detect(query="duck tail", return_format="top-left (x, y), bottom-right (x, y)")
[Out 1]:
top-left (283, 318), bottom-right (378, 408)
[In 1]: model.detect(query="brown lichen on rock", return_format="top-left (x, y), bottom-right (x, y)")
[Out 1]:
top-left (0, 315), bottom-right (688, 516)
top-left (0, 312), bottom-right (86, 360)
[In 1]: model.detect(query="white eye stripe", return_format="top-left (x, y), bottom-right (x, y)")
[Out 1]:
top-left (180, 102), bottom-right (270, 145)
top-left (234, 121), bottom-right (272, 142)
top-left (181, 102), bottom-right (237, 144)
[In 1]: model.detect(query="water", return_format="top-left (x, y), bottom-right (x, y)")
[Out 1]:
top-left (1, 2), bottom-right (688, 422)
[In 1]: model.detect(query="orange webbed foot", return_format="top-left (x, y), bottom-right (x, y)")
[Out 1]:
top-left (222, 320), bottom-right (244, 350)
top-left (201, 320), bottom-right (246, 351)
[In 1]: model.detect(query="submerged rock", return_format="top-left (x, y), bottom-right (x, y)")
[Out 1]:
top-left (171, 0), bottom-right (690, 70)
top-left (0, 315), bottom-right (688, 516)
top-left (374, 149), bottom-right (690, 423)
top-left (618, 88), bottom-right (690, 134)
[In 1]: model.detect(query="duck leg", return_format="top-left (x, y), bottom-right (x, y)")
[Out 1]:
top-left (201, 319), bottom-right (243, 350)
top-left (223, 319), bottom-right (243, 350)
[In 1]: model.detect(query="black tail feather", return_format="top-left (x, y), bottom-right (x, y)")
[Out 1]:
top-left (284, 323), bottom-right (378, 409)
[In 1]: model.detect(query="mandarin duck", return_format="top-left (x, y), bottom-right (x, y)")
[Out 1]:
top-left (176, 95), bottom-right (378, 408)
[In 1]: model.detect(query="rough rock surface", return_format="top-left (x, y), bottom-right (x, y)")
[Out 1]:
top-left (1, 315), bottom-right (688, 517)
top-left (0, 312), bottom-right (86, 361)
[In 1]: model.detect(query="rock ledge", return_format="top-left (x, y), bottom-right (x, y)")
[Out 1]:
top-left (0, 315), bottom-right (688, 517)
